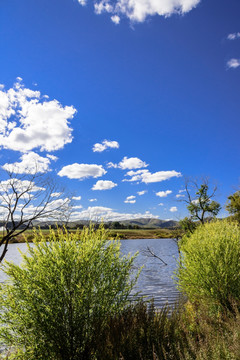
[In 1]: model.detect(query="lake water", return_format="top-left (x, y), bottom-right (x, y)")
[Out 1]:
top-left (0, 238), bottom-right (180, 307)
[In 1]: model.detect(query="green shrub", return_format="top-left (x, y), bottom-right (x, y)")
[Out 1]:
top-left (0, 225), bottom-right (140, 360)
top-left (176, 220), bottom-right (240, 310)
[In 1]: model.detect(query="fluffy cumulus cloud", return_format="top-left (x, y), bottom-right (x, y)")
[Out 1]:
top-left (170, 206), bottom-right (178, 212)
top-left (92, 180), bottom-right (117, 190)
top-left (156, 190), bottom-right (172, 198)
top-left (124, 195), bottom-right (136, 204)
top-left (124, 169), bottom-right (181, 183)
top-left (0, 79), bottom-right (76, 153)
top-left (2, 152), bottom-right (53, 174)
top-left (227, 59), bottom-right (240, 69)
top-left (227, 32), bottom-right (240, 40)
top-left (78, 0), bottom-right (201, 23)
top-left (89, 198), bottom-right (97, 202)
top-left (117, 156), bottom-right (148, 170)
top-left (70, 206), bottom-right (157, 221)
top-left (58, 163), bottom-right (106, 180)
top-left (92, 139), bottom-right (119, 152)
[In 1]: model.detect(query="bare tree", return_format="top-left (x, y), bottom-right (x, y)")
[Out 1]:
top-left (0, 170), bottom-right (72, 262)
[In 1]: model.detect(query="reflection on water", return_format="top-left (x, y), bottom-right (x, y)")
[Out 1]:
top-left (120, 238), bottom-right (180, 307)
top-left (0, 238), bottom-right (179, 307)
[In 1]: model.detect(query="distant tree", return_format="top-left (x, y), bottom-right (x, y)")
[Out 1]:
top-left (226, 190), bottom-right (240, 223)
top-left (112, 221), bottom-right (122, 229)
top-left (183, 178), bottom-right (221, 225)
top-left (0, 170), bottom-right (72, 262)
top-left (179, 217), bottom-right (197, 235)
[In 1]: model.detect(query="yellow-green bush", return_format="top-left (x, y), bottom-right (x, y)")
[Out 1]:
top-left (176, 220), bottom-right (240, 310)
top-left (0, 226), bottom-right (140, 360)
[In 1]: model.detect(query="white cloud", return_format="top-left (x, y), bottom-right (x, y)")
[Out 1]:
top-left (142, 170), bottom-right (181, 183)
top-left (72, 205), bottom-right (83, 209)
top-left (93, 139), bottom-right (119, 152)
top-left (227, 32), bottom-right (240, 40)
top-left (94, 0), bottom-right (113, 14)
top-left (119, 156), bottom-right (148, 170)
top-left (179, 189), bottom-right (186, 193)
top-left (137, 190), bottom-right (147, 196)
top-left (227, 59), bottom-right (240, 69)
top-left (72, 196), bottom-right (82, 200)
top-left (158, 203), bottom-right (164, 206)
top-left (89, 198), bottom-right (97, 202)
top-left (51, 192), bottom-right (62, 198)
top-left (124, 195), bottom-right (136, 204)
top-left (0, 79), bottom-right (76, 153)
top-left (2, 152), bottom-right (53, 174)
top-left (80, 0), bottom-right (201, 23)
top-left (70, 206), bottom-right (157, 221)
top-left (170, 206), bottom-right (178, 212)
top-left (46, 154), bottom-right (58, 161)
top-left (191, 199), bottom-right (199, 205)
top-left (107, 162), bottom-right (118, 168)
top-left (156, 190), bottom-right (172, 198)
top-left (176, 194), bottom-right (185, 198)
top-left (0, 178), bottom-right (45, 194)
top-left (92, 180), bottom-right (117, 190)
top-left (58, 163), bottom-right (106, 180)
top-left (124, 169), bottom-right (181, 183)
top-left (78, 0), bottom-right (86, 5)
top-left (111, 15), bottom-right (120, 24)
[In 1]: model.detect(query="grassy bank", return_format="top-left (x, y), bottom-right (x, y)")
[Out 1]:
top-left (0, 228), bottom-right (176, 244)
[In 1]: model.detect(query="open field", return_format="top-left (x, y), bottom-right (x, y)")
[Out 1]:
top-left (0, 228), bottom-right (176, 244)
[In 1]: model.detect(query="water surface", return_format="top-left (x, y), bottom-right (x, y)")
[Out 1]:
top-left (0, 238), bottom-right (179, 307)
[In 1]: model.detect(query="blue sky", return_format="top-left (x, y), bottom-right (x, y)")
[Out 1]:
top-left (0, 0), bottom-right (239, 221)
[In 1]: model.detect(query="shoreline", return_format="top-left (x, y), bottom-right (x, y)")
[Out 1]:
top-left (3, 228), bottom-right (177, 243)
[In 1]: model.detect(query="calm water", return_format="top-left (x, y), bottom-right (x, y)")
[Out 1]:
top-left (0, 238), bottom-right (179, 307)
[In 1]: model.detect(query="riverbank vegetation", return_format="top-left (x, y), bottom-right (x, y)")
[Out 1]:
top-left (0, 189), bottom-right (240, 358)
top-left (0, 227), bottom-right (176, 244)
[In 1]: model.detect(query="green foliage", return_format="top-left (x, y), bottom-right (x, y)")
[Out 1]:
top-left (186, 184), bottom-right (221, 224)
top-left (0, 225), bottom-right (140, 360)
top-left (226, 190), bottom-right (240, 223)
top-left (176, 220), bottom-right (240, 310)
top-left (179, 217), bottom-right (197, 236)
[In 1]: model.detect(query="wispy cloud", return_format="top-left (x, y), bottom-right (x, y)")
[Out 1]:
top-left (92, 180), bottom-right (117, 190)
top-left (58, 163), bottom-right (106, 180)
top-left (227, 32), bottom-right (240, 40)
top-left (93, 139), bottom-right (119, 152)
top-left (137, 190), bottom-right (147, 196)
top-left (72, 196), bottom-right (82, 200)
top-left (124, 195), bottom-right (136, 204)
top-left (227, 58), bottom-right (240, 69)
top-left (78, 0), bottom-right (201, 23)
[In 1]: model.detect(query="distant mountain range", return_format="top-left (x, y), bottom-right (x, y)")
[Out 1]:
top-left (1, 218), bottom-right (179, 230)
top-left (35, 218), bottom-right (179, 229)
top-left (114, 218), bottom-right (179, 229)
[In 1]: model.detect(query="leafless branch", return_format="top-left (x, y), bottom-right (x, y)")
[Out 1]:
top-left (141, 246), bottom-right (167, 266)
